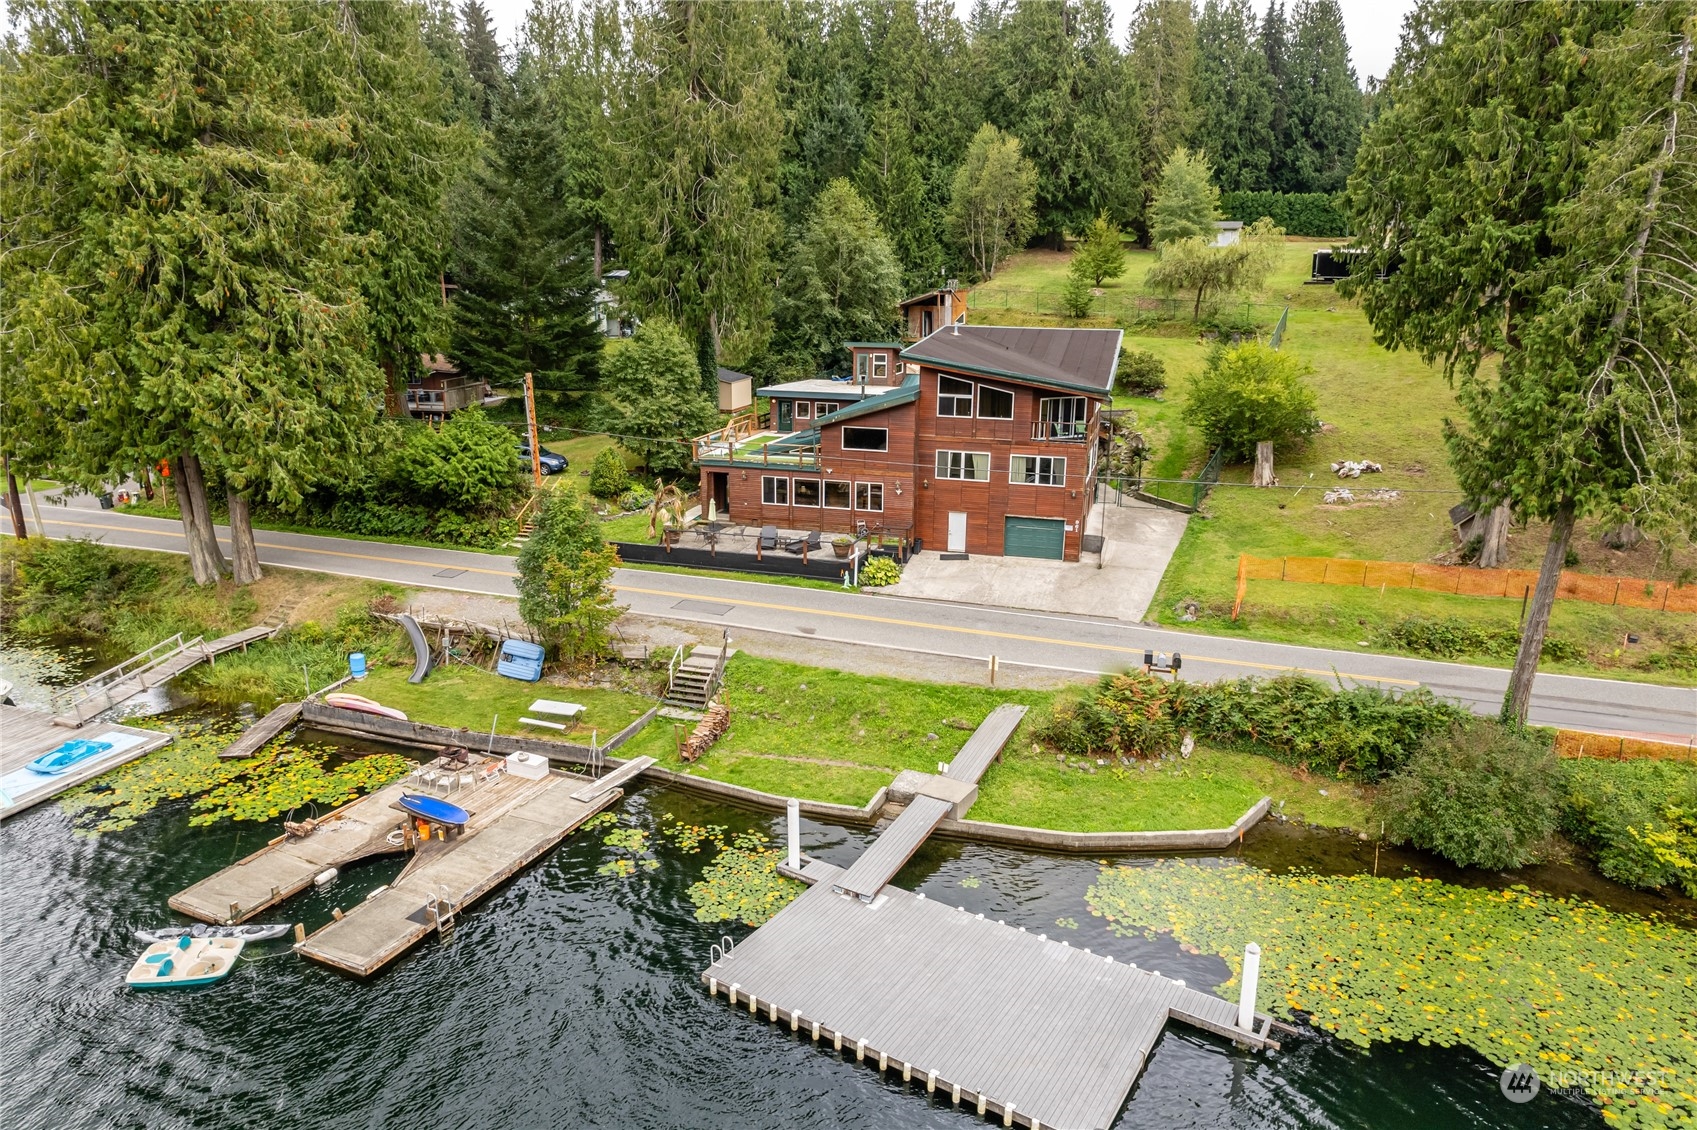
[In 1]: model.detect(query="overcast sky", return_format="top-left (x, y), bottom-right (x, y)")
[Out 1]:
top-left (477, 0), bottom-right (1415, 86)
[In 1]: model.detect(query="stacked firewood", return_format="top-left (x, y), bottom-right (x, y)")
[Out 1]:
top-left (680, 703), bottom-right (730, 762)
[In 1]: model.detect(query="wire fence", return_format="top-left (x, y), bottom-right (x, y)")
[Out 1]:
top-left (1097, 447), bottom-right (1224, 513)
top-left (973, 287), bottom-right (1287, 329)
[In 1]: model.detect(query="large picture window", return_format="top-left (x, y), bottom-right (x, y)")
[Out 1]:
top-left (841, 427), bottom-right (888, 451)
top-left (1010, 455), bottom-right (1066, 486)
top-left (1037, 396), bottom-right (1089, 439)
top-left (977, 384), bottom-right (1015, 419)
top-left (824, 481), bottom-right (852, 509)
top-left (935, 450), bottom-right (991, 481)
top-left (855, 483), bottom-right (884, 512)
top-left (761, 476), bottom-right (789, 505)
top-left (792, 479), bottom-right (821, 506)
top-left (938, 376), bottom-right (974, 417)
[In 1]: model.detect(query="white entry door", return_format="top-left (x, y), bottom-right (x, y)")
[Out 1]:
top-left (947, 512), bottom-right (968, 554)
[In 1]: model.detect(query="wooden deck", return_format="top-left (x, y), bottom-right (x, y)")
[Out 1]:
top-left (942, 703), bottom-right (1027, 784)
top-left (832, 796), bottom-right (952, 901)
top-left (0, 705), bottom-right (175, 819)
top-left (53, 624), bottom-right (280, 726)
top-left (705, 859), bottom-right (1280, 1130)
top-left (218, 701), bottom-right (303, 759)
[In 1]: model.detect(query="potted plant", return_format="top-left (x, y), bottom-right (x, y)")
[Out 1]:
top-left (832, 535), bottom-right (854, 558)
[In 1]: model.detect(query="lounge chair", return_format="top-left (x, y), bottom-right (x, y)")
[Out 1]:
top-left (759, 525), bottom-right (778, 551)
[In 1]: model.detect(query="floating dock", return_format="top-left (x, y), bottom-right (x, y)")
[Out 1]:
top-left (700, 703), bottom-right (1283, 1130)
top-left (170, 755), bottom-right (654, 977)
top-left (0, 704), bottom-right (174, 820)
top-left (218, 701), bottom-right (303, 760)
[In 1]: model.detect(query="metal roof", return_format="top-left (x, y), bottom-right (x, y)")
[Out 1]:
top-left (757, 378), bottom-right (881, 399)
top-left (902, 325), bottom-right (1121, 394)
top-left (812, 383), bottom-right (920, 428)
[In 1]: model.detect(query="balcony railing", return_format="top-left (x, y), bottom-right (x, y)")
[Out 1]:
top-left (1031, 420), bottom-right (1089, 442)
top-left (693, 429), bottom-right (822, 469)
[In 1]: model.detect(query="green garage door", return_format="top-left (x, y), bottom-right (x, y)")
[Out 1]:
top-left (1004, 516), bottom-right (1065, 560)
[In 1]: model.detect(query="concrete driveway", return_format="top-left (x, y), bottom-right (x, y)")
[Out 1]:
top-left (884, 500), bottom-right (1189, 621)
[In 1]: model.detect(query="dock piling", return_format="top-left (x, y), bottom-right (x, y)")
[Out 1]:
top-left (1237, 942), bottom-right (1262, 1031)
top-left (786, 798), bottom-right (800, 871)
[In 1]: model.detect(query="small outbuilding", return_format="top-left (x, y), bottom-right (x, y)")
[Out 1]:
top-left (1210, 220), bottom-right (1243, 247)
top-left (717, 367), bottom-right (754, 413)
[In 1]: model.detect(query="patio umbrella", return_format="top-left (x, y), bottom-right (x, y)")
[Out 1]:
top-left (708, 498), bottom-right (717, 523)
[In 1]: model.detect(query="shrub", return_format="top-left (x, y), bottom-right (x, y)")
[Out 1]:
top-left (1378, 616), bottom-right (1586, 664)
top-left (4, 538), bottom-right (160, 633)
top-left (386, 409), bottom-right (523, 510)
top-left (1562, 759), bottom-right (1697, 896)
top-left (1059, 271), bottom-right (1094, 318)
top-left (588, 446), bottom-right (630, 498)
top-left (1116, 348), bottom-right (1167, 397)
top-left (1217, 190), bottom-right (1347, 236)
top-left (1373, 720), bottom-right (1562, 870)
top-left (1184, 342), bottom-right (1318, 462)
top-left (616, 486), bottom-right (654, 513)
top-left (858, 556), bottom-right (902, 587)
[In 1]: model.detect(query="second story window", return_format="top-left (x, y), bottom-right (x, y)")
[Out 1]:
top-left (935, 450), bottom-right (991, 481)
top-left (977, 385), bottom-right (1014, 419)
top-left (1037, 396), bottom-right (1090, 439)
top-left (871, 353), bottom-right (888, 380)
top-left (938, 375), bottom-right (974, 416)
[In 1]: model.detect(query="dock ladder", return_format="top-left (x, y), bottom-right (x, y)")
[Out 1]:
top-left (427, 886), bottom-right (459, 936)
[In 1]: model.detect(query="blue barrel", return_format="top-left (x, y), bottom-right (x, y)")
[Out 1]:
top-left (349, 652), bottom-right (367, 679)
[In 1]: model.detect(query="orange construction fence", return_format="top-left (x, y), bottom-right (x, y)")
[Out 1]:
top-left (1555, 730), bottom-right (1695, 762)
top-left (1233, 554), bottom-right (1697, 620)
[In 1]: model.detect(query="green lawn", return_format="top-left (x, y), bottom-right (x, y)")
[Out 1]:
top-left (976, 244), bottom-right (1697, 684)
top-left (355, 664), bottom-right (656, 741)
top-left (615, 654), bottom-right (1372, 831)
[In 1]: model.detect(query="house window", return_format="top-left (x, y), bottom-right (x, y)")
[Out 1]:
top-left (815, 402), bottom-right (835, 417)
top-left (793, 479), bottom-right (822, 506)
top-left (938, 376), bottom-right (974, 417)
top-left (922, 310), bottom-right (934, 336)
top-left (855, 483), bottom-right (884, 512)
top-left (935, 450), bottom-right (991, 481)
top-left (1011, 455), bottom-right (1066, 486)
top-left (795, 400), bottom-right (811, 420)
top-left (1037, 396), bottom-right (1090, 438)
top-left (824, 481), bottom-right (852, 509)
top-left (871, 354), bottom-right (888, 380)
top-left (761, 476), bottom-right (789, 505)
top-left (841, 427), bottom-right (888, 451)
top-left (977, 384), bottom-right (1014, 420)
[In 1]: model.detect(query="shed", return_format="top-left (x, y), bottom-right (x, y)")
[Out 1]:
top-left (1211, 221), bottom-right (1243, 247)
top-left (717, 367), bottom-right (754, 413)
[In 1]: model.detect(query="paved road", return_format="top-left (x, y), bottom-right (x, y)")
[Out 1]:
top-left (16, 502), bottom-right (1695, 741)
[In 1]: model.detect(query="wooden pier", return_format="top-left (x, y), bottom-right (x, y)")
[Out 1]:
top-left (52, 624), bottom-right (280, 726)
top-left (702, 703), bottom-right (1283, 1130)
top-left (0, 705), bottom-right (174, 820)
top-left (218, 701), bottom-right (303, 760)
top-left (169, 754), bottom-right (654, 977)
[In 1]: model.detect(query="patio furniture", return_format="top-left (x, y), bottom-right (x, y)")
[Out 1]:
top-left (759, 525), bottom-right (778, 551)
top-left (528, 700), bottom-right (585, 720)
top-left (783, 530), bottom-right (823, 554)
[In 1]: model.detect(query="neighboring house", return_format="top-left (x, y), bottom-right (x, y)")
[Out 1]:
top-left (695, 324), bottom-right (1120, 561)
top-left (407, 354), bottom-right (487, 423)
top-left (594, 268), bottom-right (634, 337)
top-left (718, 367), bottom-right (754, 413)
top-left (1210, 221), bottom-right (1243, 247)
top-left (898, 282), bottom-right (968, 341)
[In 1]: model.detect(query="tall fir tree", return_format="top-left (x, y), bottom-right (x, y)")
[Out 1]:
top-left (610, 0), bottom-right (784, 368)
top-left (1284, 0), bottom-right (1363, 193)
top-left (856, 106), bottom-right (943, 290)
top-left (1259, 0), bottom-right (1295, 192)
top-left (1127, 0), bottom-right (1199, 243)
top-left (773, 179), bottom-right (904, 373)
top-left (1190, 0), bottom-right (1277, 192)
top-left (460, 0), bottom-right (506, 123)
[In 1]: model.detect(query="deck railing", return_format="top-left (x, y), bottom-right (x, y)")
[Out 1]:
top-left (1030, 421), bottom-right (1089, 442)
top-left (52, 632), bottom-right (196, 711)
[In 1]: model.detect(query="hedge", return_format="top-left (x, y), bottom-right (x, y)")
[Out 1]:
top-left (1219, 191), bottom-right (1348, 237)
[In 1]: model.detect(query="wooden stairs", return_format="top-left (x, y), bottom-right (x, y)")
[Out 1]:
top-left (663, 647), bottom-right (736, 710)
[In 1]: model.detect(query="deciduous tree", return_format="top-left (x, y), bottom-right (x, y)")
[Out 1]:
top-left (515, 491), bottom-right (624, 665)
top-left (774, 180), bottom-right (905, 373)
top-left (1071, 213), bottom-right (1127, 287)
top-left (945, 123), bottom-right (1038, 279)
top-left (1183, 341), bottom-right (1318, 472)
top-left (599, 320), bottom-right (718, 478)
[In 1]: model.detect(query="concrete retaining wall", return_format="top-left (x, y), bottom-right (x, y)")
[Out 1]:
top-left (640, 763), bottom-right (888, 825)
top-left (300, 701), bottom-right (656, 766)
top-left (932, 796), bottom-right (1272, 852)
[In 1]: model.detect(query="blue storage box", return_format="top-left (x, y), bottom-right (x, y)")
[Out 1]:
top-left (496, 639), bottom-right (546, 682)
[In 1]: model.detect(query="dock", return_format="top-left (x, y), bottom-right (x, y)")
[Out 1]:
top-left (700, 703), bottom-right (1283, 1130)
top-left (52, 624), bottom-right (280, 726)
top-left (170, 753), bottom-right (655, 977)
top-left (0, 704), bottom-right (175, 820)
top-left (218, 701), bottom-right (303, 759)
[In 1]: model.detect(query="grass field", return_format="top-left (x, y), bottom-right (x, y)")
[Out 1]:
top-left (615, 654), bottom-right (1373, 831)
top-left (974, 242), bottom-right (1697, 683)
top-left (355, 664), bottom-right (656, 740)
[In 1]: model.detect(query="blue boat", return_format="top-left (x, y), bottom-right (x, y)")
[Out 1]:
top-left (27, 739), bottom-right (114, 776)
top-left (397, 794), bottom-right (470, 827)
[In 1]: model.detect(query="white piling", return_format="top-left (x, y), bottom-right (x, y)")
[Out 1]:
top-left (1237, 942), bottom-right (1262, 1031)
top-left (786, 797), bottom-right (801, 870)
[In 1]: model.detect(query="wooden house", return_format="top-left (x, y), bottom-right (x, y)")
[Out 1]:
top-left (898, 283), bottom-right (968, 341)
top-left (407, 354), bottom-right (486, 423)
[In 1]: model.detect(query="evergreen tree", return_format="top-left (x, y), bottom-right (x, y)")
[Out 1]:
top-left (418, 0), bottom-right (480, 125)
top-left (460, 0), bottom-right (506, 122)
top-left (1072, 214), bottom-right (1128, 287)
top-left (1284, 0), bottom-right (1363, 193)
top-left (1342, 1), bottom-right (1697, 723)
top-left (1260, 0), bottom-right (1295, 192)
top-left (599, 320), bottom-right (719, 478)
top-left (975, 0), bottom-right (1137, 238)
top-left (774, 180), bottom-right (905, 373)
top-left (0, 1), bottom-right (381, 586)
top-left (515, 490), bottom-right (624, 665)
top-left (449, 63), bottom-right (601, 391)
top-left (946, 123), bottom-right (1039, 279)
top-left (611, 0), bottom-right (783, 367)
top-left (1127, 0), bottom-right (1199, 242)
top-left (856, 106), bottom-right (943, 290)
top-left (1149, 147), bottom-right (1221, 246)
top-left (1190, 0), bottom-right (1276, 192)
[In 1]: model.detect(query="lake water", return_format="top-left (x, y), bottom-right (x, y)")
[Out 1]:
top-left (0, 643), bottom-right (1629, 1129)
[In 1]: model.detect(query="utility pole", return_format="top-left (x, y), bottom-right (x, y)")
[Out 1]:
top-left (524, 372), bottom-right (543, 488)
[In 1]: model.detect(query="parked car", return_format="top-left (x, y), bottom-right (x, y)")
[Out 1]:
top-left (516, 443), bottom-right (568, 475)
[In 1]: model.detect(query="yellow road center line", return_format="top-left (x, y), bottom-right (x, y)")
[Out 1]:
top-left (29, 515), bottom-right (1420, 686)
